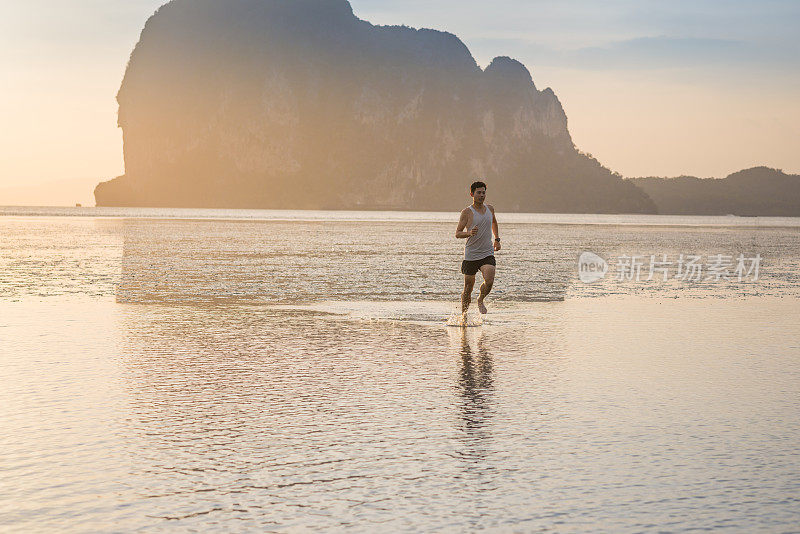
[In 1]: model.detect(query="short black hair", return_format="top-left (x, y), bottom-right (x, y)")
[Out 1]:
top-left (470, 181), bottom-right (487, 194)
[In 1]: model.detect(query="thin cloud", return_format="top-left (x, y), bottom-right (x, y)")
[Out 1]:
top-left (469, 35), bottom-right (799, 72)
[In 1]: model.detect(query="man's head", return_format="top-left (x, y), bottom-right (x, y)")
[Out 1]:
top-left (470, 181), bottom-right (487, 204)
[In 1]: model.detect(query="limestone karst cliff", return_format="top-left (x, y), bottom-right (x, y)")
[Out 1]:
top-left (95, 0), bottom-right (656, 213)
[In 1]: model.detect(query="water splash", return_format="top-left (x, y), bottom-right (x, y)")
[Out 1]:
top-left (446, 311), bottom-right (484, 327)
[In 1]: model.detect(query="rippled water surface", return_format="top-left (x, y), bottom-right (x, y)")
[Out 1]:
top-left (1, 210), bottom-right (799, 531)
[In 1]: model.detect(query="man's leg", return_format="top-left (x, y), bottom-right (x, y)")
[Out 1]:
top-left (476, 264), bottom-right (495, 314)
top-left (461, 274), bottom-right (476, 313)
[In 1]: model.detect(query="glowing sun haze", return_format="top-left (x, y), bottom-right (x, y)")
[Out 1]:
top-left (1, 0), bottom-right (798, 206)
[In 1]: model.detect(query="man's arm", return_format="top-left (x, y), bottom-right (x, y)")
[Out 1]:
top-left (488, 204), bottom-right (501, 250)
top-left (455, 209), bottom-right (476, 239)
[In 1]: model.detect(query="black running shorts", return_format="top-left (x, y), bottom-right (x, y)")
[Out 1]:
top-left (461, 255), bottom-right (496, 276)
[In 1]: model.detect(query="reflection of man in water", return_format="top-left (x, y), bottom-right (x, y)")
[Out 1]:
top-left (456, 329), bottom-right (494, 463)
top-left (455, 181), bottom-right (501, 314)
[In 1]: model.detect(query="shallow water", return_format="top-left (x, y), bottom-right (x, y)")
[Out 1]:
top-left (1, 211), bottom-right (799, 531)
top-left (2, 211), bottom-right (799, 304)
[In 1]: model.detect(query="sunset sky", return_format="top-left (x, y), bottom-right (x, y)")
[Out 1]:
top-left (2, 0), bottom-right (798, 206)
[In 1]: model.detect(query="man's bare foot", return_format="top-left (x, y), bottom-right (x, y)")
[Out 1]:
top-left (477, 299), bottom-right (488, 314)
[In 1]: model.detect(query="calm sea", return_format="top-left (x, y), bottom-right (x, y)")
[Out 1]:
top-left (2, 207), bottom-right (799, 531)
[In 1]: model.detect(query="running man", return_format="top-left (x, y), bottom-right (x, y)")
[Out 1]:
top-left (455, 181), bottom-right (500, 314)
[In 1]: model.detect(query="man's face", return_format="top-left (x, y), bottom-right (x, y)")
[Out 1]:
top-left (472, 187), bottom-right (486, 203)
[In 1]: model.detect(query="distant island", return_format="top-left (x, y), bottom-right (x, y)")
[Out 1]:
top-left (631, 167), bottom-right (800, 216)
top-left (95, 0), bottom-right (794, 216)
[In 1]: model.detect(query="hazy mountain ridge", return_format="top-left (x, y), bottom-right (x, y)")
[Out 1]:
top-left (95, 0), bottom-right (655, 213)
top-left (631, 167), bottom-right (800, 216)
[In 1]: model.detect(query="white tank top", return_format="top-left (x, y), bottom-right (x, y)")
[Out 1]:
top-left (464, 205), bottom-right (494, 261)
